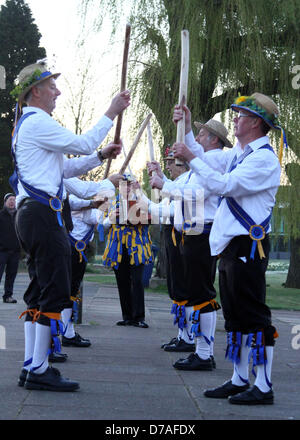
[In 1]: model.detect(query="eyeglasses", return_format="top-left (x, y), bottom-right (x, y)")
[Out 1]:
top-left (236, 112), bottom-right (257, 120)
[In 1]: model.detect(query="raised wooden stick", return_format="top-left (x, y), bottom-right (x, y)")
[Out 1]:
top-left (119, 114), bottom-right (152, 174)
top-left (104, 23), bottom-right (131, 179)
top-left (147, 121), bottom-right (160, 202)
top-left (122, 142), bottom-right (133, 175)
top-left (176, 29), bottom-right (189, 165)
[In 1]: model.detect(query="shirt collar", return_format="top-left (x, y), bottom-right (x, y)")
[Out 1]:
top-left (235, 136), bottom-right (270, 156)
top-left (205, 148), bottom-right (224, 155)
top-left (23, 106), bottom-right (49, 117)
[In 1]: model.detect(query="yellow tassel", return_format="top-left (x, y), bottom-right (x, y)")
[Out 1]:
top-left (257, 241), bottom-right (266, 259)
top-left (78, 252), bottom-right (82, 263)
top-left (171, 227), bottom-right (177, 247)
top-left (278, 129), bottom-right (284, 166)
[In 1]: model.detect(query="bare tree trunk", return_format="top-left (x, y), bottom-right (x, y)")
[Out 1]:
top-left (285, 237), bottom-right (300, 288)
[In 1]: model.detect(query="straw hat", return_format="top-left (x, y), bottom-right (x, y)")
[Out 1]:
top-left (11, 60), bottom-right (60, 104)
top-left (194, 119), bottom-right (233, 148)
top-left (231, 93), bottom-right (280, 130)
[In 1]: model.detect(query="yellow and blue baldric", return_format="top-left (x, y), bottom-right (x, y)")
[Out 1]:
top-left (222, 144), bottom-right (274, 260)
top-left (69, 225), bottom-right (95, 263)
top-left (103, 224), bottom-right (153, 269)
top-left (10, 111), bottom-right (64, 227)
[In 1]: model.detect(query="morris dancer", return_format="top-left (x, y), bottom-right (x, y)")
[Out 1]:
top-left (146, 148), bottom-right (194, 352)
top-left (13, 60), bottom-right (130, 391)
top-left (60, 194), bottom-right (105, 348)
top-left (102, 176), bottom-right (152, 328)
top-left (151, 120), bottom-right (231, 371)
top-left (173, 93), bottom-right (283, 404)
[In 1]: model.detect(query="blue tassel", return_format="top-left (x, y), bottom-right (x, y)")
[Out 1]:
top-left (73, 301), bottom-right (79, 322)
top-left (178, 316), bottom-right (186, 330)
top-left (80, 251), bottom-right (88, 262)
top-left (225, 331), bottom-right (242, 364)
top-left (194, 310), bottom-right (200, 323)
top-left (246, 333), bottom-right (254, 347)
top-left (97, 224), bottom-right (104, 242)
top-left (250, 240), bottom-right (257, 260)
top-left (57, 212), bottom-right (63, 227)
top-left (171, 303), bottom-right (177, 315)
top-left (191, 322), bottom-right (200, 336)
top-left (50, 319), bottom-right (63, 354)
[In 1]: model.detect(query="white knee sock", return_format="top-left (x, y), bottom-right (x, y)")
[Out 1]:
top-left (181, 306), bottom-right (194, 344)
top-left (254, 346), bottom-right (273, 392)
top-left (210, 311), bottom-right (217, 357)
top-left (177, 327), bottom-right (183, 340)
top-left (31, 323), bottom-right (51, 374)
top-left (61, 308), bottom-right (75, 339)
top-left (195, 312), bottom-right (214, 360)
top-left (231, 334), bottom-right (250, 386)
top-left (24, 321), bottom-right (36, 371)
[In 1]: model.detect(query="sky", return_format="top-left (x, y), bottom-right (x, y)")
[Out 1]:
top-left (0, 0), bottom-right (154, 177)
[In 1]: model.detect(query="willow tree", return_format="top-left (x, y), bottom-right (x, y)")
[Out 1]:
top-left (81, 0), bottom-right (300, 285)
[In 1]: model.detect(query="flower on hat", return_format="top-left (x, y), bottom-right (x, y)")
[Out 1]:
top-left (233, 94), bottom-right (279, 127)
top-left (235, 95), bottom-right (249, 105)
top-left (10, 69), bottom-right (43, 101)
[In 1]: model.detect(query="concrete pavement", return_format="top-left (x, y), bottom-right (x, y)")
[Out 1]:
top-left (0, 272), bottom-right (299, 422)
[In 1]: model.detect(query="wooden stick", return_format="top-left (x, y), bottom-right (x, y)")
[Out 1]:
top-left (103, 24), bottom-right (131, 179)
top-left (175, 29), bottom-right (189, 165)
top-left (147, 121), bottom-right (160, 202)
top-left (119, 114), bottom-right (152, 174)
top-left (122, 142), bottom-right (133, 175)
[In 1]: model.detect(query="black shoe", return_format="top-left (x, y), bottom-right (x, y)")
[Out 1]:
top-left (49, 352), bottom-right (68, 363)
top-left (116, 320), bottom-right (134, 326)
top-left (229, 385), bottom-right (274, 405)
top-left (3, 296), bottom-right (17, 303)
top-left (62, 332), bottom-right (91, 347)
top-left (173, 353), bottom-right (213, 371)
top-left (18, 368), bottom-right (28, 387)
top-left (161, 337), bottom-right (178, 349)
top-left (204, 380), bottom-right (250, 399)
top-left (132, 321), bottom-right (149, 328)
top-left (164, 338), bottom-right (195, 352)
top-left (24, 367), bottom-right (80, 392)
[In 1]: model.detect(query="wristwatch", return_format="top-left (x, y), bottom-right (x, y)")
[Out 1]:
top-left (98, 150), bottom-right (105, 162)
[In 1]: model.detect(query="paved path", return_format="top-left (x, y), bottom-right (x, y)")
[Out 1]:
top-left (0, 273), bottom-right (299, 422)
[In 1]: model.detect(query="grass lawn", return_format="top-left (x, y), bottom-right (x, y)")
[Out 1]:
top-left (265, 272), bottom-right (300, 311)
top-left (84, 270), bottom-right (300, 311)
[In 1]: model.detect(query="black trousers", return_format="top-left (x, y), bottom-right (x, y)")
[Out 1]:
top-left (218, 234), bottom-right (276, 345)
top-left (16, 200), bottom-right (72, 325)
top-left (0, 251), bottom-right (20, 298)
top-left (179, 233), bottom-right (217, 308)
top-left (164, 226), bottom-right (188, 302)
top-left (113, 247), bottom-right (145, 322)
top-left (64, 246), bottom-right (87, 309)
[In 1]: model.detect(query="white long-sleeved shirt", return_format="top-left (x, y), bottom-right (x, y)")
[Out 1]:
top-left (64, 177), bottom-right (115, 202)
top-left (15, 106), bottom-right (113, 205)
top-left (185, 131), bottom-right (281, 255)
top-left (69, 195), bottom-right (102, 241)
top-left (162, 149), bottom-right (224, 232)
top-left (140, 171), bottom-right (197, 231)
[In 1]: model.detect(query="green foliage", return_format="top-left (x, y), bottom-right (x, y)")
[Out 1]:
top-left (0, 0), bottom-right (46, 197)
top-left (10, 68), bottom-right (43, 101)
